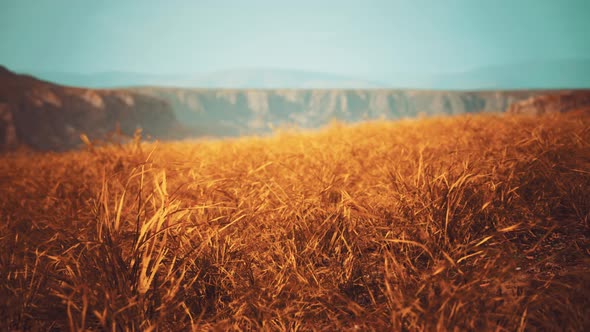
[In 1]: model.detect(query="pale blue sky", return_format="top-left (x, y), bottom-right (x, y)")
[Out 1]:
top-left (1, 0), bottom-right (589, 78)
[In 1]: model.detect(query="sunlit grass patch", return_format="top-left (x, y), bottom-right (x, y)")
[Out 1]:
top-left (1, 112), bottom-right (589, 330)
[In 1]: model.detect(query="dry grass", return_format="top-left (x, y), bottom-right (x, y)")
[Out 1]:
top-left (1, 112), bottom-right (589, 331)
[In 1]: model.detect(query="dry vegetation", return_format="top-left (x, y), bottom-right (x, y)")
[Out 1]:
top-left (1, 113), bottom-right (589, 331)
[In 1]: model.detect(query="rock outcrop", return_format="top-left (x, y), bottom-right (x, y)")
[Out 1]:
top-left (0, 66), bottom-right (182, 151)
top-left (506, 90), bottom-right (590, 115)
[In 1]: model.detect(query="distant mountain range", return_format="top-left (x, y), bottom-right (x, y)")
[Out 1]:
top-left (24, 59), bottom-right (590, 90)
top-left (27, 69), bottom-right (385, 89)
top-left (1, 64), bottom-right (589, 151)
top-left (428, 59), bottom-right (590, 90)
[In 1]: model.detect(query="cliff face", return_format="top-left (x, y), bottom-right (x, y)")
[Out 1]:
top-left (134, 88), bottom-right (543, 136)
top-left (506, 90), bottom-right (590, 115)
top-left (0, 66), bottom-right (181, 151)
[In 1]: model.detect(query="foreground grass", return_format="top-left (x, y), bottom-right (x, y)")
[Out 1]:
top-left (1, 113), bottom-right (589, 331)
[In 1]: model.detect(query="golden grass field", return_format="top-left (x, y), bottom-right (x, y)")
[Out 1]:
top-left (1, 113), bottom-right (589, 331)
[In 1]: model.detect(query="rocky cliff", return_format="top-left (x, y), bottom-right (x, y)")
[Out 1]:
top-left (134, 88), bottom-right (544, 136)
top-left (506, 90), bottom-right (590, 115)
top-left (0, 66), bottom-right (181, 151)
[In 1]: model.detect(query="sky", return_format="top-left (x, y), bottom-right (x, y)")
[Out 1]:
top-left (1, 0), bottom-right (589, 79)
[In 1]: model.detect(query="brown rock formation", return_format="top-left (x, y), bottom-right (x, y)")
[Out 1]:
top-left (507, 90), bottom-right (590, 115)
top-left (0, 66), bottom-right (182, 151)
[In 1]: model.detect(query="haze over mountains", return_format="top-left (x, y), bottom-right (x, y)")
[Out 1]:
top-left (29, 69), bottom-right (384, 89)
top-left (27, 59), bottom-right (590, 90)
top-left (429, 59), bottom-right (590, 90)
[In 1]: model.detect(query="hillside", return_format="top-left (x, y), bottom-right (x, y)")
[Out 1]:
top-left (133, 87), bottom-right (545, 136)
top-left (1, 113), bottom-right (589, 330)
top-left (0, 66), bottom-right (182, 151)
